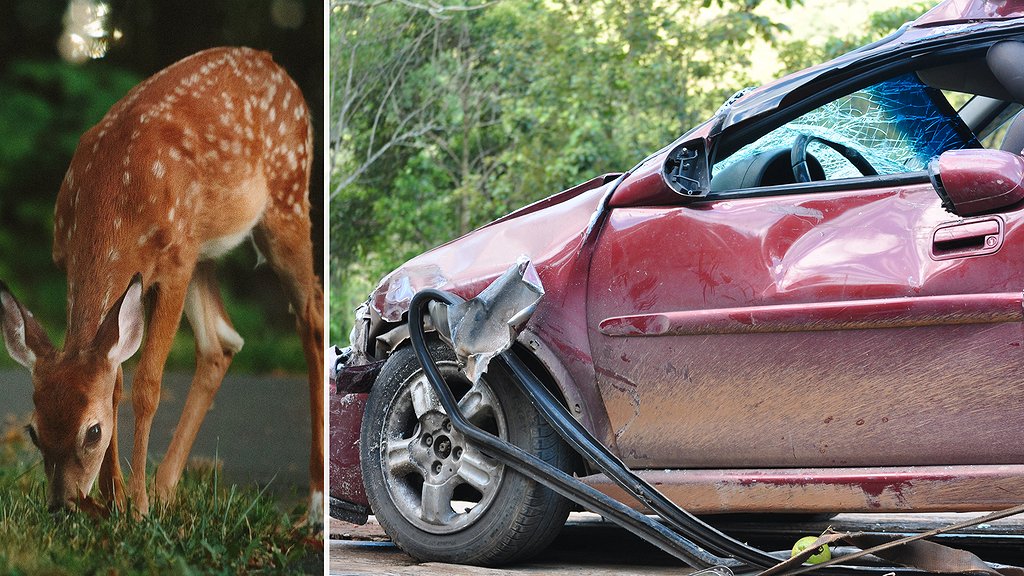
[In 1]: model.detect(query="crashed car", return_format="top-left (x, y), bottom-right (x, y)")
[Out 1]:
top-left (333, 0), bottom-right (1024, 566)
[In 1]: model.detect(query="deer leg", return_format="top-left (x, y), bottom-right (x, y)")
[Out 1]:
top-left (128, 277), bottom-right (189, 515)
top-left (253, 206), bottom-right (324, 525)
top-left (99, 365), bottom-right (126, 510)
top-left (153, 261), bottom-right (241, 501)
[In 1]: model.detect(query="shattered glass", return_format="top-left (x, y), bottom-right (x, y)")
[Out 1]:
top-left (714, 73), bottom-right (978, 182)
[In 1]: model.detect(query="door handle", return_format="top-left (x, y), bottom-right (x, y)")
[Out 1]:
top-left (931, 218), bottom-right (1003, 260)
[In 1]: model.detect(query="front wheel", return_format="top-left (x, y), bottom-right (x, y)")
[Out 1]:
top-left (360, 340), bottom-right (573, 565)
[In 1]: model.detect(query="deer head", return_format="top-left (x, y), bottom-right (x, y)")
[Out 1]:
top-left (1, 275), bottom-right (144, 512)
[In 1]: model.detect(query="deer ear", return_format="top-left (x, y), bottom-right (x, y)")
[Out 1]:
top-left (97, 274), bottom-right (145, 365)
top-left (0, 281), bottom-right (54, 371)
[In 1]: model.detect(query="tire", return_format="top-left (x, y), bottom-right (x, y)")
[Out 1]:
top-left (360, 339), bottom-right (573, 565)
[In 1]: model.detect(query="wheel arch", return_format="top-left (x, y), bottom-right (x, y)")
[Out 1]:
top-left (372, 320), bottom-right (592, 477)
top-left (375, 321), bottom-right (581, 415)
top-left (507, 336), bottom-right (590, 477)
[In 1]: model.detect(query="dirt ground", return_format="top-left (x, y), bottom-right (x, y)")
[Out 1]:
top-left (329, 512), bottom-right (1024, 576)
top-left (329, 513), bottom-right (694, 576)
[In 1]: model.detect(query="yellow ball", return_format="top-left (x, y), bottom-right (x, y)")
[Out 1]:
top-left (791, 536), bottom-right (831, 564)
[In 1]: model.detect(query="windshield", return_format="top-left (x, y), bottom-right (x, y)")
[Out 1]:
top-left (713, 73), bottom-right (979, 181)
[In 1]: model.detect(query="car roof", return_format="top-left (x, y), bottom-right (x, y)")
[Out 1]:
top-left (714, 0), bottom-right (1024, 136)
top-left (915, 0), bottom-right (1024, 27)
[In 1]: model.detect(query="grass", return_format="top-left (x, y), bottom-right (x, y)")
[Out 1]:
top-left (0, 420), bottom-right (323, 575)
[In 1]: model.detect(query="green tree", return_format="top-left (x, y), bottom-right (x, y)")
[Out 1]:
top-left (777, 2), bottom-right (931, 73)
top-left (329, 0), bottom-right (798, 343)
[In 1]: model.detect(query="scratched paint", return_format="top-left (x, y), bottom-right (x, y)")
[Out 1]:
top-left (581, 465), bottom-right (1024, 514)
top-left (587, 182), bottom-right (1024, 469)
top-left (330, 392), bottom-right (369, 508)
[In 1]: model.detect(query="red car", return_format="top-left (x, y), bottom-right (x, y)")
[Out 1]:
top-left (333, 0), bottom-right (1024, 565)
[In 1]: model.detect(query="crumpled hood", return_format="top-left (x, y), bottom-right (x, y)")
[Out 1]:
top-left (369, 175), bottom-right (618, 323)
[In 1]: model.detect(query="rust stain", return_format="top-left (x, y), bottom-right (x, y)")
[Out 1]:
top-left (581, 466), bottom-right (1019, 514)
top-left (600, 293), bottom-right (1024, 337)
top-left (596, 365), bottom-right (641, 441)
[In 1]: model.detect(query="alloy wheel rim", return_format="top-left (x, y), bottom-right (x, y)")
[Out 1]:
top-left (381, 365), bottom-right (507, 534)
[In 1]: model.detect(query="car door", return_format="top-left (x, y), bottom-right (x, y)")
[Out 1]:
top-left (586, 75), bottom-right (1024, 470)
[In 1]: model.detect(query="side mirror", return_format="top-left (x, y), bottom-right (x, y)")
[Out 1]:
top-left (929, 149), bottom-right (1024, 216)
top-left (662, 138), bottom-right (710, 197)
top-left (609, 136), bottom-right (711, 207)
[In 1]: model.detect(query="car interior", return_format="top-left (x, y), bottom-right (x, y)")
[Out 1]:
top-left (708, 40), bottom-right (1024, 193)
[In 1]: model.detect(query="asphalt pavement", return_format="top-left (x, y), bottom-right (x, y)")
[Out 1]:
top-left (1, 369), bottom-right (314, 505)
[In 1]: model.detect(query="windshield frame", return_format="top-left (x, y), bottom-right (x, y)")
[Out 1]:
top-left (710, 72), bottom-right (980, 188)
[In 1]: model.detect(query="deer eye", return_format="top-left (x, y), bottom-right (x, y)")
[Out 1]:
top-left (84, 424), bottom-right (102, 446)
top-left (24, 425), bottom-right (39, 448)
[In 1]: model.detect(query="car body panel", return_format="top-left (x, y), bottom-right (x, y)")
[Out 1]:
top-left (369, 180), bottom-right (612, 323)
top-left (330, 390), bottom-right (369, 508)
top-left (582, 465), bottom-right (1024, 514)
top-left (587, 182), bottom-right (1024, 469)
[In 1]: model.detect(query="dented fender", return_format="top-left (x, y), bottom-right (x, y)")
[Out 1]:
top-left (330, 175), bottom-right (622, 514)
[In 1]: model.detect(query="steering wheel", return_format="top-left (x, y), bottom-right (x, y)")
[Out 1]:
top-left (790, 133), bottom-right (879, 183)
